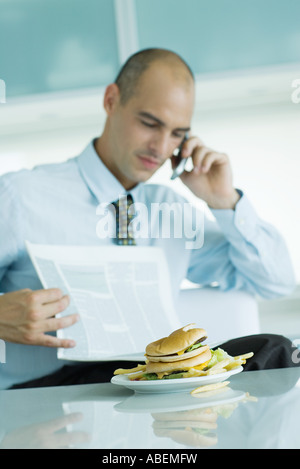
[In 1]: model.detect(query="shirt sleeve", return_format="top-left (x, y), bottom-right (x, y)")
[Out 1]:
top-left (0, 174), bottom-right (22, 285)
top-left (187, 192), bottom-right (296, 299)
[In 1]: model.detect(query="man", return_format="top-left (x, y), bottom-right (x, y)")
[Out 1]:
top-left (0, 49), bottom-right (297, 389)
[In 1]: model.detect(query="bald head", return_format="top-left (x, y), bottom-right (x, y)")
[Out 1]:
top-left (115, 48), bottom-right (195, 105)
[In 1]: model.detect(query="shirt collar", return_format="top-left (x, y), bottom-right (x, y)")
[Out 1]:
top-left (76, 139), bottom-right (142, 204)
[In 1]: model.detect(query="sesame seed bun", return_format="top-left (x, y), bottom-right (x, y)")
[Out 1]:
top-left (145, 323), bottom-right (207, 362)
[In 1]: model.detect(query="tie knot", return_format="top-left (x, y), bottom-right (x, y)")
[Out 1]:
top-left (113, 194), bottom-right (134, 210)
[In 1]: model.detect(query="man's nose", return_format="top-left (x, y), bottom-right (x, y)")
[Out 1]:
top-left (149, 133), bottom-right (171, 159)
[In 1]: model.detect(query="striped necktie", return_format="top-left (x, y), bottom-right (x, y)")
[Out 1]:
top-left (113, 194), bottom-right (136, 245)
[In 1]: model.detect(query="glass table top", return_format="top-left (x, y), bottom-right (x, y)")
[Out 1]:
top-left (0, 367), bottom-right (299, 449)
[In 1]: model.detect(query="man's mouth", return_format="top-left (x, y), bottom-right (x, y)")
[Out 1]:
top-left (137, 154), bottom-right (161, 170)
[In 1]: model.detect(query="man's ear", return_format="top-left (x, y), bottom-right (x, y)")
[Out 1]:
top-left (103, 83), bottom-right (121, 115)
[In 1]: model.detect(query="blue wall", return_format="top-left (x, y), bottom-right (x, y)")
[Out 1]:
top-left (1, 0), bottom-right (299, 98)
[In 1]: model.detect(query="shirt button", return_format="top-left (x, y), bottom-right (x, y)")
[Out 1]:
top-left (239, 218), bottom-right (246, 225)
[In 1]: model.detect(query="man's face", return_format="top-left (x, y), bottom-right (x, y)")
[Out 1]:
top-left (105, 64), bottom-right (195, 190)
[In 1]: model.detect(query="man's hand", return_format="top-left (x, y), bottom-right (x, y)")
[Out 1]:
top-left (0, 412), bottom-right (90, 449)
top-left (173, 136), bottom-right (241, 209)
top-left (0, 288), bottom-right (79, 348)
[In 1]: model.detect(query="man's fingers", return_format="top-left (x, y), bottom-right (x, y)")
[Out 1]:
top-left (42, 313), bottom-right (80, 334)
top-left (24, 289), bottom-right (70, 321)
top-left (42, 288), bottom-right (68, 305)
top-left (181, 136), bottom-right (228, 175)
top-left (40, 288), bottom-right (67, 304)
top-left (23, 313), bottom-right (79, 348)
top-left (192, 148), bottom-right (228, 174)
top-left (191, 146), bottom-right (210, 172)
top-left (181, 136), bottom-right (205, 157)
top-left (1, 288), bottom-right (78, 348)
top-left (24, 288), bottom-right (66, 307)
top-left (181, 137), bottom-right (213, 172)
top-left (199, 151), bottom-right (222, 173)
top-left (36, 333), bottom-right (77, 349)
top-left (41, 295), bottom-right (71, 318)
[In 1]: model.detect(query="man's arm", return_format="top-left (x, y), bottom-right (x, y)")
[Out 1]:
top-left (0, 174), bottom-right (78, 348)
top-left (179, 137), bottom-right (296, 298)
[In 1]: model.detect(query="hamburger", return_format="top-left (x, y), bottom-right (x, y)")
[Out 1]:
top-left (113, 323), bottom-right (253, 381)
top-left (142, 323), bottom-right (212, 380)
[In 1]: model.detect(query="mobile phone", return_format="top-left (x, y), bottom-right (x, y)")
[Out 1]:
top-left (170, 134), bottom-right (188, 180)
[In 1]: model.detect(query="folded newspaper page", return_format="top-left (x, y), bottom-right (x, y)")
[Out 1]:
top-left (26, 242), bottom-right (180, 361)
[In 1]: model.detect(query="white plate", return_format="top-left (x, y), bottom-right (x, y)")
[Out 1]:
top-left (110, 366), bottom-right (243, 394)
top-left (114, 388), bottom-right (246, 413)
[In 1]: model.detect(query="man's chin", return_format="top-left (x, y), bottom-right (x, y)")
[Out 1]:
top-left (133, 168), bottom-right (158, 183)
top-left (121, 171), bottom-right (152, 190)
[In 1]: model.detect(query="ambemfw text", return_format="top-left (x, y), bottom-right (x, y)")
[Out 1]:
top-left (102, 453), bottom-right (198, 465)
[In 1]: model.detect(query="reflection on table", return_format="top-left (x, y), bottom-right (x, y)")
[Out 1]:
top-left (0, 367), bottom-right (299, 449)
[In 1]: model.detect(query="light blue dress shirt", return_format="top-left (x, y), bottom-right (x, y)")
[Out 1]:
top-left (0, 140), bottom-right (296, 389)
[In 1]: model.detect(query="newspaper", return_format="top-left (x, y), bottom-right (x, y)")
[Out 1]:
top-left (26, 241), bottom-right (180, 361)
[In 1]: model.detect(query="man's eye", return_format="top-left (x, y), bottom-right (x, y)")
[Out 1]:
top-left (141, 120), bottom-right (156, 128)
top-left (173, 133), bottom-right (185, 140)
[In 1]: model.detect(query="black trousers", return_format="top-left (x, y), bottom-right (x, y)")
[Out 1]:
top-left (10, 334), bottom-right (300, 389)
